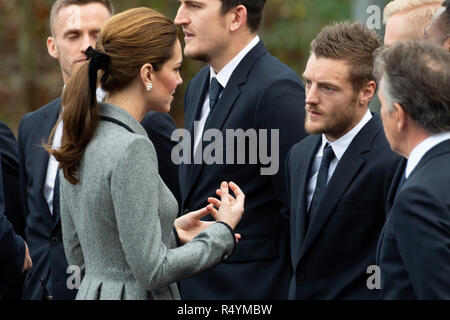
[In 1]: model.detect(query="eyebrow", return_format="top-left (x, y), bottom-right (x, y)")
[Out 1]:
top-left (184, 0), bottom-right (204, 6)
top-left (302, 74), bottom-right (342, 88)
top-left (62, 28), bottom-right (100, 36)
top-left (62, 29), bottom-right (80, 36)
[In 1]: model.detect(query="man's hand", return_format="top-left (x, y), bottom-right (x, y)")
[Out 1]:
top-left (22, 241), bottom-right (32, 273)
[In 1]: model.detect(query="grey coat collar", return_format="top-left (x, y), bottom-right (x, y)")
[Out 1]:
top-left (98, 102), bottom-right (148, 138)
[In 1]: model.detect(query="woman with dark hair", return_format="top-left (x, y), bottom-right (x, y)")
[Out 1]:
top-left (46, 7), bottom-right (244, 300)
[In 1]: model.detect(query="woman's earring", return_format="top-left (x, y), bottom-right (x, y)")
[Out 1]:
top-left (146, 82), bottom-right (153, 92)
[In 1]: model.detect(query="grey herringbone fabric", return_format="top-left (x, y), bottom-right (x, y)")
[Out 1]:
top-left (59, 102), bottom-right (235, 300)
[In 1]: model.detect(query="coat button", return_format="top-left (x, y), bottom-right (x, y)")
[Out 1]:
top-left (51, 237), bottom-right (61, 245)
top-left (297, 275), bottom-right (305, 286)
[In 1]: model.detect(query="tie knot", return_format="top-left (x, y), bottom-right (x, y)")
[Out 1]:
top-left (209, 77), bottom-right (223, 111)
top-left (322, 143), bottom-right (335, 168)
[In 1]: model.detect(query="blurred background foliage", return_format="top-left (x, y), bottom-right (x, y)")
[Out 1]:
top-left (0, 0), bottom-right (388, 134)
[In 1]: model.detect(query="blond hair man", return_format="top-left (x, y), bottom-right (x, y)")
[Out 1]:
top-left (384, 0), bottom-right (443, 45)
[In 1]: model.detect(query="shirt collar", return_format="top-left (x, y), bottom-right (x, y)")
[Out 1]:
top-left (406, 131), bottom-right (450, 178)
top-left (320, 109), bottom-right (373, 160)
top-left (210, 35), bottom-right (260, 88)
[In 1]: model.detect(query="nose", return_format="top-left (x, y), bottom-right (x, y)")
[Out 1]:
top-left (174, 4), bottom-right (189, 26)
top-left (305, 84), bottom-right (319, 106)
top-left (81, 34), bottom-right (95, 52)
top-left (177, 73), bottom-right (183, 86)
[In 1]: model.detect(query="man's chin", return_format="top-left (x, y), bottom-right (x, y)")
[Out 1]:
top-left (184, 48), bottom-right (208, 63)
top-left (305, 120), bottom-right (325, 136)
top-left (305, 126), bottom-right (324, 135)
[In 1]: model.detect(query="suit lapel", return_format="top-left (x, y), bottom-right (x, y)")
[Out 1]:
top-left (298, 115), bottom-right (382, 261)
top-left (375, 218), bottom-right (387, 266)
top-left (36, 99), bottom-right (61, 221)
top-left (182, 42), bottom-right (267, 203)
top-left (204, 42), bottom-right (266, 133)
top-left (385, 157), bottom-right (406, 214)
top-left (291, 136), bottom-right (321, 267)
top-left (179, 70), bottom-right (210, 205)
top-left (186, 70), bottom-right (210, 137)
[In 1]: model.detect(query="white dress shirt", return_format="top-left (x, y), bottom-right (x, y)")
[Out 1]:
top-left (44, 87), bottom-right (106, 215)
top-left (306, 109), bottom-right (373, 210)
top-left (193, 35), bottom-right (260, 154)
top-left (405, 131), bottom-right (450, 179)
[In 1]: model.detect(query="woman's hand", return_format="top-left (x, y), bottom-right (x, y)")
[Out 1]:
top-left (207, 181), bottom-right (245, 230)
top-left (174, 207), bottom-right (214, 244)
top-left (173, 181), bottom-right (245, 244)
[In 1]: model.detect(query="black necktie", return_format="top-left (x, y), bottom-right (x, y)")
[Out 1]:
top-left (209, 77), bottom-right (223, 112)
top-left (307, 143), bottom-right (335, 227)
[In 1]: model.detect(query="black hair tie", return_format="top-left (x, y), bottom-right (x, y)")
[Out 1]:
top-left (85, 46), bottom-right (110, 107)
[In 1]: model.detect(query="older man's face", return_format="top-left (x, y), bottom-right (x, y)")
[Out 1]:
top-left (378, 78), bottom-right (401, 156)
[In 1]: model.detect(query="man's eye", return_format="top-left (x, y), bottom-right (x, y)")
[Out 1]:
top-left (67, 33), bottom-right (79, 40)
top-left (188, 3), bottom-right (201, 9)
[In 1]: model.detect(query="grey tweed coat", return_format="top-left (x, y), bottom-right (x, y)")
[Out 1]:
top-left (59, 102), bottom-right (235, 300)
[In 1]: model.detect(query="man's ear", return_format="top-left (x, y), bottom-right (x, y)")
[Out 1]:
top-left (443, 36), bottom-right (450, 53)
top-left (230, 5), bottom-right (248, 32)
top-left (393, 102), bottom-right (408, 132)
top-left (359, 80), bottom-right (376, 105)
top-left (47, 36), bottom-right (59, 59)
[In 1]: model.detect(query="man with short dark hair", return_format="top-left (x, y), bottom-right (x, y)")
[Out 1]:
top-left (175, 0), bottom-right (307, 299)
top-left (425, 0), bottom-right (450, 51)
top-left (375, 40), bottom-right (450, 299)
top-left (286, 21), bottom-right (400, 299)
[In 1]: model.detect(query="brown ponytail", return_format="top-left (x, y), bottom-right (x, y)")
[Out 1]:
top-left (45, 7), bottom-right (178, 185)
top-left (46, 60), bottom-right (101, 185)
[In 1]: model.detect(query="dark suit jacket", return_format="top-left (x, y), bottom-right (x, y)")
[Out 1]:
top-left (0, 121), bottom-right (25, 237)
top-left (0, 154), bottom-right (25, 299)
top-left (286, 114), bottom-right (400, 299)
top-left (0, 121), bottom-right (26, 299)
top-left (17, 98), bottom-right (76, 300)
top-left (140, 111), bottom-right (181, 210)
top-left (179, 41), bottom-right (308, 299)
top-left (377, 140), bottom-right (450, 299)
